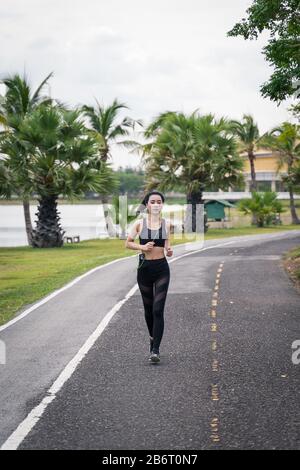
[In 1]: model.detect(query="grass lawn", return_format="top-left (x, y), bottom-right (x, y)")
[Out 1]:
top-left (0, 224), bottom-right (300, 327)
top-left (282, 245), bottom-right (300, 293)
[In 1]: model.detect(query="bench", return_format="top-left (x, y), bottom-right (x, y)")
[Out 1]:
top-left (63, 235), bottom-right (80, 244)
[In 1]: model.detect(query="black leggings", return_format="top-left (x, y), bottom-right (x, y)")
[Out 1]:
top-left (137, 257), bottom-right (170, 353)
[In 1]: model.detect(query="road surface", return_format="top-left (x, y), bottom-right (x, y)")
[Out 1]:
top-left (0, 230), bottom-right (300, 450)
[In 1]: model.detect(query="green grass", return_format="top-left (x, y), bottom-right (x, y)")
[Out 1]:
top-left (286, 246), bottom-right (300, 259)
top-left (0, 224), bottom-right (300, 326)
top-left (2, 198), bottom-right (299, 207)
top-left (283, 245), bottom-right (300, 281)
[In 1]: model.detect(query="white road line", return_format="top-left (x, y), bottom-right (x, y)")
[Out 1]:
top-left (0, 282), bottom-right (138, 450)
top-left (1, 230), bottom-right (297, 333)
top-left (0, 255), bottom-right (136, 333)
top-left (0, 239), bottom-right (233, 334)
top-left (1, 231), bottom-right (298, 450)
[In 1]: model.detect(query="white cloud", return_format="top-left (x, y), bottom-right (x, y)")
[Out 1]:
top-left (0, 0), bottom-right (296, 169)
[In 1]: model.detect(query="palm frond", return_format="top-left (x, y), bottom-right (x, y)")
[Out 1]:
top-left (31, 71), bottom-right (54, 106)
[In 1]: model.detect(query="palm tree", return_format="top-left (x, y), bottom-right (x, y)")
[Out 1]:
top-left (238, 191), bottom-right (284, 227)
top-left (80, 98), bottom-right (143, 236)
top-left (139, 111), bottom-right (245, 232)
top-left (229, 114), bottom-right (262, 192)
top-left (0, 72), bottom-right (55, 244)
top-left (229, 114), bottom-right (266, 225)
top-left (1, 103), bottom-right (119, 247)
top-left (261, 122), bottom-right (300, 224)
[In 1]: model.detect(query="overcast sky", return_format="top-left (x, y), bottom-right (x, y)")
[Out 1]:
top-left (0, 0), bottom-right (296, 170)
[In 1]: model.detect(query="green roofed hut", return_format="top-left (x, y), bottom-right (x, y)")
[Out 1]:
top-left (204, 199), bottom-right (236, 221)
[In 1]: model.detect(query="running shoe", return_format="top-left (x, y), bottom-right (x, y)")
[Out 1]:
top-left (149, 352), bottom-right (160, 363)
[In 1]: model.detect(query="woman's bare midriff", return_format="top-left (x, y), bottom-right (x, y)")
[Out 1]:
top-left (143, 246), bottom-right (165, 260)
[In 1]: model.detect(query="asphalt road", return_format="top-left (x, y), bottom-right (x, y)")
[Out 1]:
top-left (1, 230), bottom-right (300, 450)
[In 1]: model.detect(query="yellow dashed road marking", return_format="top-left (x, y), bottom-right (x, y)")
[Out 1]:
top-left (209, 262), bottom-right (225, 445)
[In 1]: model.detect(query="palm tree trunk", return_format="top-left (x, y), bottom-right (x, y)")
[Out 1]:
top-left (30, 195), bottom-right (66, 248)
top-left (249, 150), bottom-right (257, 225)
top-left (22, 199), bottom-right (33, 246)
top-left (288, 186), bottom-right (300, 224)
top-left (185, 189), bottom-right (207, 233)
top-left (249, 156), bottom-right (257, 191)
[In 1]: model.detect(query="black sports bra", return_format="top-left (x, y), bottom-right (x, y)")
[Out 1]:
top-left (139, 217), bottom-right (168, 247)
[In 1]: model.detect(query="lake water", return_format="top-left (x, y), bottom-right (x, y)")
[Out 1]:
top-left (0, 203), bottom-right (185, 247)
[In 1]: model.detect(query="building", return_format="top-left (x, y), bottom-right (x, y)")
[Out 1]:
top-left (204, 147), bottom-right (298, 201)
top-left (239, 147), bottom-right (288, 193)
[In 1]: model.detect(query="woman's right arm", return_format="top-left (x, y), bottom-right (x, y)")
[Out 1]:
top-left (125, 220), bottom-right (153, 252)
top-left (125, 220), bottom-right (143, 251)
